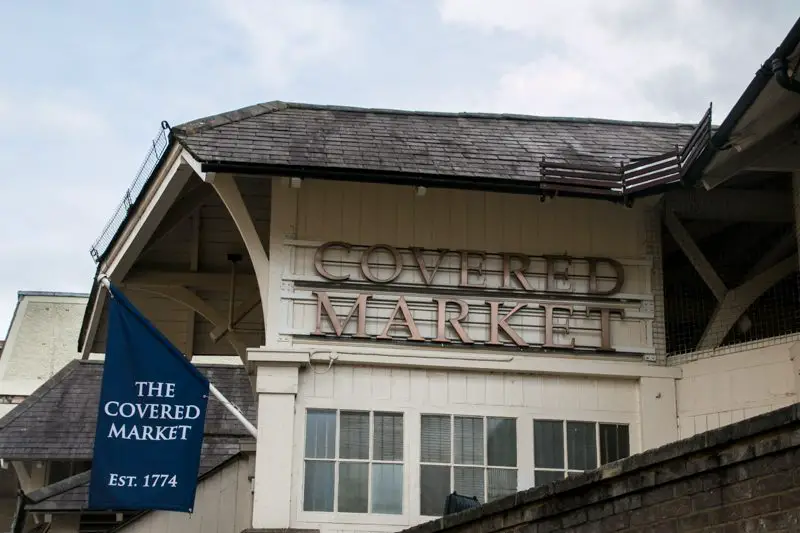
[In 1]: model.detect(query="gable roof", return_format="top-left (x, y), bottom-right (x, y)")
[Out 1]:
top-left (172, 101), bottom-right (699, 190)
top-left (0, 360), bottom-right (255, 460)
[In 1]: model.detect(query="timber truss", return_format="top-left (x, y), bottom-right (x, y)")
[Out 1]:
top-left (661, 175), bottom-right (799, 354)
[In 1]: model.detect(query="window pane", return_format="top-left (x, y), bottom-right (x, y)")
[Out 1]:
top-left (305, 410), bottom-right (336, 459)
top-left (533, 420), bottom-right (564, 469)
top-left (338, 462), bottom-right (368, 513)
top-left (421, 415), bottom-right (451, 463)
top-left (374, 412), bottom-right (403, 461)
top-left (599, 424), bottom-right (630, 464)
top-left (534, 469), bottom-right (564, 487)
top-left (420, 465), bottom-right (450, 516)
top-left (340, 411), bottom-right (369, 460)
top-left (303, 460), bottom-right (334, 511)
top-left (454, 466), bottom-right (485, 503)
top-left (454, 416), bottom-right (484, 465)
top-left (487, 468), bottom-right (517, 502)
top-left (487, 417), bottom-right (517, 467)
top-left (566, 422), bottom-right (597, 470)
top-left (372, 464), bottom-right (403, 514)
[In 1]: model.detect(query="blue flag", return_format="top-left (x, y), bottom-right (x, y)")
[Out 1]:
top-left (88, 284), bottom-right (210, 513)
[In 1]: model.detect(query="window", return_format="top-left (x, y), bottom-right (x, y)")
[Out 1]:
top-left (303, 409), bottom-right (404, 515)
top-left (533, 420), bottom-right (629, 486)
top-left (420, 415), bottom-right (517, 516)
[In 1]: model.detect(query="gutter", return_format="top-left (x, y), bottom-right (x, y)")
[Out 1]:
top-left (199, 161), bottom-right (663, 204)
top-left (683, 16), bottom-right (800, 185)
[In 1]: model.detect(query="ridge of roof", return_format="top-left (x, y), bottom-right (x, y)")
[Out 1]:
top-left (172, 99), bottom-right (701, 137)
top-left (0, 359), bottom-right (80, 430)
top-left (173, 101), bottom-right (290, 135)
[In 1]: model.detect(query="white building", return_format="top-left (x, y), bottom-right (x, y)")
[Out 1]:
top-left (0, 291), bottom-right (89, 418)
top-left (2, 18), bottom-right (800, 533)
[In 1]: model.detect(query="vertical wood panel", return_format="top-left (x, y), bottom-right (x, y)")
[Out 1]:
top-left (293, 180), bottom-right (651, 258)
top-left (122, 458), bottom-right (249, 533)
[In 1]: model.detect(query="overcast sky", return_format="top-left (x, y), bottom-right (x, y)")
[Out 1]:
top-left (0, 0), bottom-right (796, 336)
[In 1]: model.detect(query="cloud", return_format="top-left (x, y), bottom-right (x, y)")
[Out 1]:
top-left (436, 0), bottom-right (796, 122)
top-left (211, 0), bottom-right (363, 88)
top-left (0, 94), bottom-right (108, 139)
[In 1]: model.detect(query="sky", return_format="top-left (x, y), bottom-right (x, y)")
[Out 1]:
top-left (0, 0), bottom-right (797, 336)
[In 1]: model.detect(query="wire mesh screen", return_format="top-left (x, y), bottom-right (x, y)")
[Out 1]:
top-left (663, 218), bottom-right (800, 357)
top-left (89, 121), bottom-right (171, 262)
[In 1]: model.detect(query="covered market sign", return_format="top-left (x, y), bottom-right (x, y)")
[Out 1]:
top-left (285, 241), bottom-right (655, 355)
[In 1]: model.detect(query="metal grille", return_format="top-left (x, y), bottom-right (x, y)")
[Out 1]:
top-left (663, 219), bottom-right (800, 358)
top-left (539, 105), bottom-right (712, 200)
top-left (89, 121), bottom-right (171, 262)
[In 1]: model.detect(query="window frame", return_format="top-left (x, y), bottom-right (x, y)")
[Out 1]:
top-left (532, 418), bottom-right (630, 485)
top-left (300, 407), bottom-right (407, 521)
top-left (419, 413), bottom-right (519, 516)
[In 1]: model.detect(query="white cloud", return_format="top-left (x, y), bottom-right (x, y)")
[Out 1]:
top-left (436, 0), bottom-right (785, 122)
top-left (0, 95), bottom-right (108, 139)
top-left (212, 0), bottom-right (362, 88)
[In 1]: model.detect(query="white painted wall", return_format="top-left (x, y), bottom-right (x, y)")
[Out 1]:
top-left (118, 456), bottom-right (252, 533)
top-left (249, 177), bottom-right (672, 531)
top-left (674, 338), bottom-right (799, 440)
top-left (0, 292), bottom-right (88, 416)
top-left (289, 365), bottom-right (641, 533)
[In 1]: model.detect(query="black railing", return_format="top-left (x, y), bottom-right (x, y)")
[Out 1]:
top-left (89, 121), bottom-right (171, 262)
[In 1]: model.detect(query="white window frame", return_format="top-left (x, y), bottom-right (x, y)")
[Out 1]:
top-left (419, 413), bottom-right (518, 516)
top-left (532, 419), bottom-right (630, 485)
top-left (300, 407), bottom-right (408, 523)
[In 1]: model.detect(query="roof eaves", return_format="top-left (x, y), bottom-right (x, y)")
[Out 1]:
top-left (0, 360), bottom-right (81, 430)
top-left (684, 16), bottom-right (800, 184)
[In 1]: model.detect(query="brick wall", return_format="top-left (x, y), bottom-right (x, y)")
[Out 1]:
top-left (401, 403), bottom-right (800, 533)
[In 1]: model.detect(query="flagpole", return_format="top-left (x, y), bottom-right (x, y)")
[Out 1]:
top-left (96, 274), bottom-right (258, 439)
top-left (209, 384), bottom-right (258, 437)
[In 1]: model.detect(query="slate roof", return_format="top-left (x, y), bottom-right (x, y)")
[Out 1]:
top-left (172, 101), bottom-right (699, 186)
top-left (0, 360), bottom-right (255, 512)
top-left (0, 360), bottom-right (255, 460)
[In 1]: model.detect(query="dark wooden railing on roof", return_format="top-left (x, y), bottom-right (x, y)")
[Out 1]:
top-left (539, 105), bottom-right (713, 201)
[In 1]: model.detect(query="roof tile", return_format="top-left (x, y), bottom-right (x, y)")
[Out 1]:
top-left (172, 101), bottom-right (698, 183)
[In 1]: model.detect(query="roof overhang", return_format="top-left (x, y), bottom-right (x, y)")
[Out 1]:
top-left (77, 143), bottom-right (204, 355)
top-left (688, 17), bottom-right (800, 190)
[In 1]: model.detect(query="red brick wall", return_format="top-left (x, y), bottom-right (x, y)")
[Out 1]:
top-left (401, 404), bottom-right (800, 533)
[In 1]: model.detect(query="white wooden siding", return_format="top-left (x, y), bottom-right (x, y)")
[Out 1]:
top-left (118, 456), bottom-right (252, 533)
top-left (270, 179), bottom-right (658, 355)
top-left (676, 343), bottom-right (798, 439)
top-left (289, 365), bottom-right (640, 533)
top-left (294, 180), bottom-right (649, 257)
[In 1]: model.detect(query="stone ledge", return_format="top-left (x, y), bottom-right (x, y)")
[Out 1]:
top-left (402, 402), bottom-right (800, 533)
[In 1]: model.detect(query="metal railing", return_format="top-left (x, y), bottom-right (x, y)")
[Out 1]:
top-left (539, 105), bottom-right (713, 201)
top-left (89, 121), bottom-right (171, 263)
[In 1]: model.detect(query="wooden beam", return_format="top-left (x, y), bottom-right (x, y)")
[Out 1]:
top-left (141, 182), bottom-right (215, 256)
top-left (664, 210), bottom-right (727, 300)
top-left (696, 254), bottom-right (798, 350)
top-left (124, 271), bottom-right (257, 289)
top-left (702, 120), bottom-right (800, 190)
top-left (744, 228), bottom-right (796, 280)
top-left (209, 292), bottom-right (262, 343)
top-left (205, 172), bottom-right (271, 333)
top-left (185, 213), bottom-right (200, 360)
top-left (663, 189), bottom-right (793, 223)
top-left (12, 462), bottom-right (34, 493)
top-left (129, 286), bottom-right (249, 363)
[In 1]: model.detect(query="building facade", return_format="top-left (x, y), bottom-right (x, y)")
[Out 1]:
top-left (3, 17), bottom-right (800, 533)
